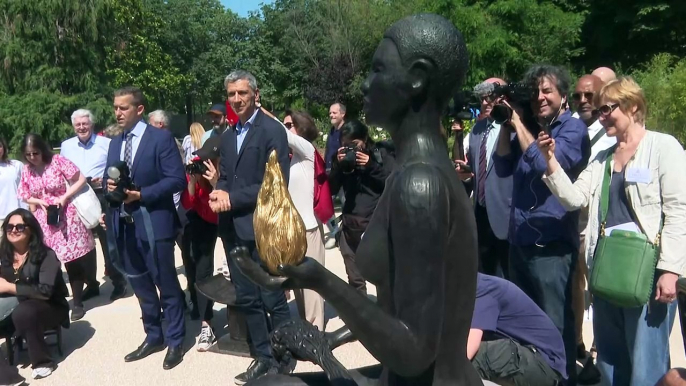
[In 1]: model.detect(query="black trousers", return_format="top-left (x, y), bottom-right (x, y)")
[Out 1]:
top-left (185, 211), bottom-right (218, 322)
top-left (472, 339), bottom-right (563, 386)
top-left (339, 231), bottom-right (367, 294)
top-left (65, 249), bottom-right (97, 307)
top-left (3, 300), bottom-right (69, 369)
top-left (93, 190), bottom-right (125, 286)
top-left (475, 204), bottom-right (510, 279)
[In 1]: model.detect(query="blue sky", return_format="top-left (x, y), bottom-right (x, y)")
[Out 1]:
top-left (221, 0), bottom-right (275, 17)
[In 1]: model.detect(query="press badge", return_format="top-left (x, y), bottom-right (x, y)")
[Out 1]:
top-left (625, 168), bottom-right (651, 184)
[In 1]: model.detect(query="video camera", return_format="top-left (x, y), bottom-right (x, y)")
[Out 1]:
top-left (489, 82), bottom-right (537, 124)
top-left (104, 161), bottom-right (138, 208)
top-left (185, 159), bottom-right (208, 176)
top-left (447, 90), bottom-right (479, 121)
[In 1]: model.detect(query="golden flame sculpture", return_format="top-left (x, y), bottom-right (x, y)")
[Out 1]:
top-left (254, 149), bottom-right (307, 275)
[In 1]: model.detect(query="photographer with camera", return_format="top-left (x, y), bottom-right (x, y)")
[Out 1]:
top-left (492, 65), bottom-right (590, 385)
top-left (329, 119), bottom-right (395, 295)
top-left (456, 78), bottom-right (513, 280)
top-left (180, 136), bottom-right (220, 352)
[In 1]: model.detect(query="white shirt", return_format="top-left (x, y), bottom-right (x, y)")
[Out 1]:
top-left (587, 119), bottom-right (617, 161)
top-left (119, 120), bottom-right (147, 164)
top-left (269, 120), bottom-right (318, 230)
top-left (0, 160), bottom-right (27, 220)
top-left (181, 135), bottom-right (198, 164)
top-left (60, 134), bottom-right (111, 179)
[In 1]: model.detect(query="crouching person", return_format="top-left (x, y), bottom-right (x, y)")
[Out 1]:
top-left (0, 209), bottom-right (70, 380)
top-left (469, 273), bottom-right (567, 385)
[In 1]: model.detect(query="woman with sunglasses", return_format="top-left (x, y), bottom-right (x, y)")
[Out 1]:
top-left (0, 209), bottom-right (70, 380)
top-left (537, 77), bottom-right (686, 386)
top-left (0, 138), bottom-right (27, 230)
top-left (16, 134), bottom-right (95, 322)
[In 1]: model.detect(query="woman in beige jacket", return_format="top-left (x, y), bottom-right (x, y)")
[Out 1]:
top-left (536, 77), bottom-right (686, 386)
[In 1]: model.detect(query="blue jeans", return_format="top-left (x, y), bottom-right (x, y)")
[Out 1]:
top-left (593, 284), bottom-right (677, 386)
top-left (509, 241), bottom-right (577, 385)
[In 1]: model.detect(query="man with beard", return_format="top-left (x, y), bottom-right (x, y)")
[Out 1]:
top-left (202, 104), bottom-right (229, 145)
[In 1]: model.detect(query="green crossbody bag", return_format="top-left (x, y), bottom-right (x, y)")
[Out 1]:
top-left (589, 147), bottom-right (661, 308)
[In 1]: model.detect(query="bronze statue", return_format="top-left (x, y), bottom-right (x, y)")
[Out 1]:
top-left (231, 13), bottom-right (481, 385)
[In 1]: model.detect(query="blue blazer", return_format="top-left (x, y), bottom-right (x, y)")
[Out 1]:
top-left (104, 124), bottom-right (186, 241)
top-left (216, 109), bottom-right (291, 241)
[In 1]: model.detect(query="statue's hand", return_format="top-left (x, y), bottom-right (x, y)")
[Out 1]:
top-left (230, 247), bottom-right (326, 291)
top-left (271, 320), bottom-right (331, 366)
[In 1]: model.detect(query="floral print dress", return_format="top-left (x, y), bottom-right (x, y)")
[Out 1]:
top-left (17, 154), bottom-right (95, 264)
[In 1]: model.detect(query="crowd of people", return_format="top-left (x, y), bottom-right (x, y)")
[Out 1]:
top-left (0, 56), bottom-right (684, 386)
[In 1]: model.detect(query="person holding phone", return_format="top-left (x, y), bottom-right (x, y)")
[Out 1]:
top-left (17, 134), bottom-right (96, 322)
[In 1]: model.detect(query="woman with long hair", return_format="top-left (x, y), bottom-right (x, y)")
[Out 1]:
top-left (0, 137), bottom-right (27, 227)
top-left (182, 123), bottom-right (205, 164)
top-left (538, 77), bottom-right (686, 385)
top-left (16, 133), bottom-right (96, 321)
top-left (0, 208), bottom-right (70, 380)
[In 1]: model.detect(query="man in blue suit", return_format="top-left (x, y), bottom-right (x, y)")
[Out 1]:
top-left (209, 70), bottom-right (292, 385)
top-left (456, 78), bottom-right (513, 279)
top-left (104, 87), bottom-right (187, 370)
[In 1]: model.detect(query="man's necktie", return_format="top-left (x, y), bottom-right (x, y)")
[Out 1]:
top-left (477, 125), bottom-right (492, 207)
top-left (124, 131), bottom-right (133, 170)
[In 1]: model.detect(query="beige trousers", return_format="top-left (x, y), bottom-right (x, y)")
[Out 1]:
top-left (294, 223), bottom-right (326, 331)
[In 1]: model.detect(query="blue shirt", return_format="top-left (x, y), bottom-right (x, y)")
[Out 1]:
top-left (60, 134), bottom-right (111, 179)
top-left (236, 109), bottom-right (259, 153)
top-left (472, 274), bottom-right (567, 379)
top-left (493, 111), bottom-right (590, 247)
top-left (324, 127), bottom-right (341, 171)
top-left (119, 120), bottom-right (147, 164)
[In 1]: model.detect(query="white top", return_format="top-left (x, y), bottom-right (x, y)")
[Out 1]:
top-left (587, 119), bottom-right (617, 161)
top-left (181, 135), bottom-right (198, 164)
top-left (0, 160), bottom-right (27, 220)
top-left (60, 134), bottom-right (111, 178)
top-left (542, 130), bottom-right (686, 275)
top-left (278, 122), bottom-right (318, 231)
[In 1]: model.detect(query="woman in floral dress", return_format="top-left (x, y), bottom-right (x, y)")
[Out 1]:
top-left (17, 134), bottom-right (96, 321)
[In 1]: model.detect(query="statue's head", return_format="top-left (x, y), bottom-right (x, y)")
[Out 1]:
top-left (362, 14), bottom-right (468, 130)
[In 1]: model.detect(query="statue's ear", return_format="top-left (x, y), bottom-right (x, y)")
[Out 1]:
top-left (408, 58), bottom-right (434, 97)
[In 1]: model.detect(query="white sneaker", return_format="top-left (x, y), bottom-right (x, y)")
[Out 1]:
top-left (32, 366), bottom-right (53, 379)
top-left (325, 234), bottom-right (337, 249)
top-left (196, 325), bottom-right (216, 352)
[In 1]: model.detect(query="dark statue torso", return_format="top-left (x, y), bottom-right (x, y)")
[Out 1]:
top-left (357, 155), bottom-right (479, 385)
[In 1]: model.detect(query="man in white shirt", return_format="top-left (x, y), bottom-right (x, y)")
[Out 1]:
top-left (61, 109), bottom-right (127, 301)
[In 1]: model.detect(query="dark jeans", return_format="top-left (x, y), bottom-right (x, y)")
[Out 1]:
top-left (475, 204), bottom-right (509, 279)
top-left (65, 249), bottom-right (97, 308)
top-left (473, 339), bottom-right (562, 386)
top-left (509, 241), bottom-right (577, 386)
top-left (339, 229), bottom-right (367, 294)
top-left (93, 190), bottom-right (125, 287)
top-left (221, 231), bottom-right (291, 363)
top-left (186, 211), bottom-right (218, 322)
top-left (4, 299), bottom-right (68, 369)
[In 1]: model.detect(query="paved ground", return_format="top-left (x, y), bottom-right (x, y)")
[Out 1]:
top-left (7, 237), bottom-right (686, 385)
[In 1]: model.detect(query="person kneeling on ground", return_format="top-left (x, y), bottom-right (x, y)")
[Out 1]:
top-left (469, 273), bottom-right (567, 385)
top-left (0, 208), bottom-right (70, 380)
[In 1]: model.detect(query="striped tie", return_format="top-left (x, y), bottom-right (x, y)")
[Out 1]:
top-left (124, 131), bottom-right (133, 170)
top-left (477, 124), bottom-right (492, 206)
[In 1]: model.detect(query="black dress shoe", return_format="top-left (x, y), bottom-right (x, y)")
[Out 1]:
top-left (110, 283), bottom-right (127, 301)
top-left (162, 346), bottom-right (184, 370)
top-left (71, 306), bottom-right (85, 321)
top-left (124, 341), bottom-right (166, 362)
top-left (82, 285), bottom-right (100, 302)
top-left (234, 359), bottom-right (275, 385)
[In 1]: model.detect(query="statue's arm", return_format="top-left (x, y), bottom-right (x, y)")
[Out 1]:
top-left (312, 164), bottom-right (448, 377)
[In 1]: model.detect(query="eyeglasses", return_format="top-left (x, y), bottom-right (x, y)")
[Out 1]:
top-left (25, 151), bottom-right (40, 158)
top-left (572, 92), bottom-right (594, 102)
top-left (597, 103), bottom-right (620, 116)
top-left (5, 224), bottom-right (26, 234)
top-left (284, 122), bottom-right (293, 129)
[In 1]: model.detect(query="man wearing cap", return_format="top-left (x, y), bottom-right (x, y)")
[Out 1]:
top-left (201, 104), bottom-right (229, 146)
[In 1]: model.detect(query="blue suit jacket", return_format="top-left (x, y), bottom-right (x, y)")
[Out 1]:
top-left (216, 109), bottom-right (290, 241)
top-left (104, 124), bottom-right (186, 241)
top-left (467, 119), bottom-right (513, 240)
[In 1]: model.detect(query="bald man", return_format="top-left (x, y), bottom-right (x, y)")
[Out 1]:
top-left (456, 77), bottom-right (513, 279)
top-left (591, 67), bottom-right (616, 84)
